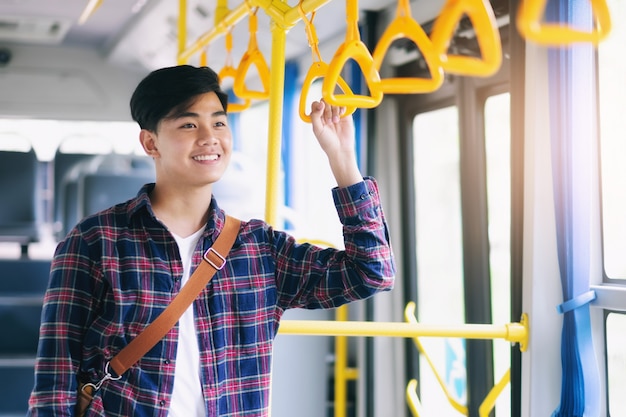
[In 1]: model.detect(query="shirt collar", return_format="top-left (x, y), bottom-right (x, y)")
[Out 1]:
top-left (126, 183), bottom-right (227, 240)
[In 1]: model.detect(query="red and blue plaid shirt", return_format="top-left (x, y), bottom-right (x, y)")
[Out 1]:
top-left (28, 178), bottom-right (395, 417)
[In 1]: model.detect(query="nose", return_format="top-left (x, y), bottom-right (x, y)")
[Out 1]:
top-left (198, 126), bottom-right (219, 146)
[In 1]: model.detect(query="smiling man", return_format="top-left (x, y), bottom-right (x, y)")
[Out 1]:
top-left (28, 65), bottom-right (395, 417)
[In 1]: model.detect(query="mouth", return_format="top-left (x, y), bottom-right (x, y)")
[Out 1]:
top-left (192, 154), bottom-right (220, 162)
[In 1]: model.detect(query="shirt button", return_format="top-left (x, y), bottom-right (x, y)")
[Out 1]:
top-left (160, 400), bottom-right (166, 406)
top-left (360, 193), bottom-right (367, 200)
top-left (164, 359), bottom-right (170, 365)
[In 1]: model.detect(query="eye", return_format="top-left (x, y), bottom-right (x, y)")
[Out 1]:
top-left (180, 122), bottom-right (196, 129)
top-left (214, 121), bottom-right (227, 128)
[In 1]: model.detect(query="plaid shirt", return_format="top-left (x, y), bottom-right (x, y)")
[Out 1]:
top-left (28, 178), bottom-right (395, 417)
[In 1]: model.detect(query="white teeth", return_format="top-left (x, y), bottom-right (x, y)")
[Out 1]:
top-left (194, 154), bottom-right (218, 161)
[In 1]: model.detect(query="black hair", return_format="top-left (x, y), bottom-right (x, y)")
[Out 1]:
top-left (130, 65), bottom-right (229, 132)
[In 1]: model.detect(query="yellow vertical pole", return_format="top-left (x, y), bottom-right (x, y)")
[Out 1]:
top-left (178, 0), bottom-right (187, 64)
top-left (264, 11), bottom-right (287, 227)
top-left (335, 305), bottom-right (349, 417)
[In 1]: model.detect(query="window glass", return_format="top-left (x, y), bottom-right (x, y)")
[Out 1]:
top-left (599, 0), bottom-right (626, 279)
top-left (413, 107), bottom-right (466, 411)
top-left (606, 313), bottom-right (626, 415)
top-left (0, 119), bottom-right (139, 160)
top-left (485, 93), bottom-right (512, 415)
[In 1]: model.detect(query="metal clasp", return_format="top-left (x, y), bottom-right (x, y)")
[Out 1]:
top-left (203, 247), bottom-right (226, 270)
top-left (81, 362), bottom-right (122, 393)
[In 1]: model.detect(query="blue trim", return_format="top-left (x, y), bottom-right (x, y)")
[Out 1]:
top-left (226, 89), bottom-right (241, 152)
top-left (547, 1), bottom-right (600, 416)
top-left (282, 61), bottom-right (299, 229)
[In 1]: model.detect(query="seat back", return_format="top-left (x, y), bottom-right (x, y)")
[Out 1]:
top-left (0, 149), bottom-right (43, 247)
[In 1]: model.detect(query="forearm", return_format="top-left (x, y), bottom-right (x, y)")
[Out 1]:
top-left (327, 149), bottom-right (363, 188)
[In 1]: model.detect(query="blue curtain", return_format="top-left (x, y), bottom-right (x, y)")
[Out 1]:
top-left (547, 1), bottom-right (600, 416)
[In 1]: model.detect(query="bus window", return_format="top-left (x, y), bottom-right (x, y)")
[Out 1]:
top-left (413, 106), bottom-right (466, 410)
top-left (599, 1), bottom-right (626, 415)
top-left (485, 92), bottom-right (511, 415)
top-left (599, 0), bottom-right (626, 280)
top-left (606, 313), bottom-right (626, 415)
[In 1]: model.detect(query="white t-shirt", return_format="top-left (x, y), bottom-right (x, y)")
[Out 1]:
top-left (168, 227), bottom-right (205, 417)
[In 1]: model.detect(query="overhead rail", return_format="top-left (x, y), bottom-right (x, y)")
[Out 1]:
top-left (430, 0), bottom-right (502, 77)
top-left (372, 0), bottom-right (444, 94)
top-left (516, 0), bottom-right (612, 45)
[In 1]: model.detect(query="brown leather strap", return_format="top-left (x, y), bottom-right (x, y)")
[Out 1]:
top-left (109, 215), bottom-right (241, 376)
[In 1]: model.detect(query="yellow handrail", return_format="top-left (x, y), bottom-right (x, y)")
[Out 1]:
top-left (516, 0), bottom-right (612, 45)
top-left (404, 302), bottom-right (468, 415)
top-left (479, 369), bottom-right (510, 417)
top-left (278, 317), bottom-right (529, 347)
top-left (78, 0), bottom-right (104, 25)
top-left (177, 0), bottom-right (187, 65)
top-left (430, 0), bottom-right (502, 77)
top-left (372, 0), bottom-right (444, 94)
top-left (322, 0), bottom-right (383, 108)
top-left (234, 5), bottom-right (271, 100)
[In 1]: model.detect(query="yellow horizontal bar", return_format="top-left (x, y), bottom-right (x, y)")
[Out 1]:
top-left (178, 0), bottom-right (333, 64)
top-left (278, 319), bottom-right (527, 346)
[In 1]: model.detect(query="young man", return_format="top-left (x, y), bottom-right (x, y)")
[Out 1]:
top-left (28, 65), bottom-right (395, 416)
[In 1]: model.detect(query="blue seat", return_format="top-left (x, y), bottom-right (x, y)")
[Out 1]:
top-left (0, 364), bottom-right (36, 415)
top-left (0, 259), bottom-right (51, 416)
top-left (0, 259), bottom-right (51, 355)
top-left (0, 149), bottom-right (43, 252)
top-left (59, 154), bottom-right (154, 238)
top-left (53, 152), bottom-right (98, 238)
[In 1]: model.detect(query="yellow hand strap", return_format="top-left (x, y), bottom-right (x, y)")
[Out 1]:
top-left (234, 6), bottom-right (271, 100)
top-left (218, 31), bottom-right (251, 113)
top-left (516, 0), bottom-right (612, 45)
top-left (430, 0), bottom-right (502, 77)
top-left (297, 2), bottom-right (356, 123)
top-left (322, 0), bottom-right (382, 109)
top-left (372, 0), bottom-right (444, 94)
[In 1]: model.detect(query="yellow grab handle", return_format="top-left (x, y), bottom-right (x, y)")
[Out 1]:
top-left (233, 10), bottom-right (271, 100)
top-left (299, 61), bottom-right (356, 123)
top-left (323, 40), bottom-right (383, 109)
top-left (217, 65), bottom-right (252, 113)
top-left (516, 0), bottom-right (612, 45)
top-left (479, 369), bottom-right (511, 417)
top-left (430, 0), bottom-right (502, 77)
top-left (322, 0), bottom-right (383, 109)
top-left (372, 14), bottom-right (444, 94)
top-left (404, 302), bottom-right (468, 415)
top-left (406, 379), bottom-right (426, 417)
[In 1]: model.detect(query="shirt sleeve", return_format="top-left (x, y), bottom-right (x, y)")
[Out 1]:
top-left (28, 232), bottom-right (102, 416)
top-left (274, 177), bottom-right (396, 310)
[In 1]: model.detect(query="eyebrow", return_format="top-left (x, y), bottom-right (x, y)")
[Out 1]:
top-left (169, 110), bottom-right (227, 120)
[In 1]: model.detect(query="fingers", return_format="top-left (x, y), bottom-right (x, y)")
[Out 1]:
top-left (311, 99), bottom-right (346, 124)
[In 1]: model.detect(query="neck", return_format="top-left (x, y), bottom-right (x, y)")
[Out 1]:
top-left (150, 183), bottom-right (213, 237)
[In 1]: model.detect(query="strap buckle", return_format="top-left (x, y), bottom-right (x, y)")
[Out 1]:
top-left (81, 362), bottom-right (122, 393)
top-left (203, 247), bottom-right (226, 270)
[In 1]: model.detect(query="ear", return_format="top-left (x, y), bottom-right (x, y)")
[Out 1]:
top-left (139, 129), bottom-right (160, 158)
